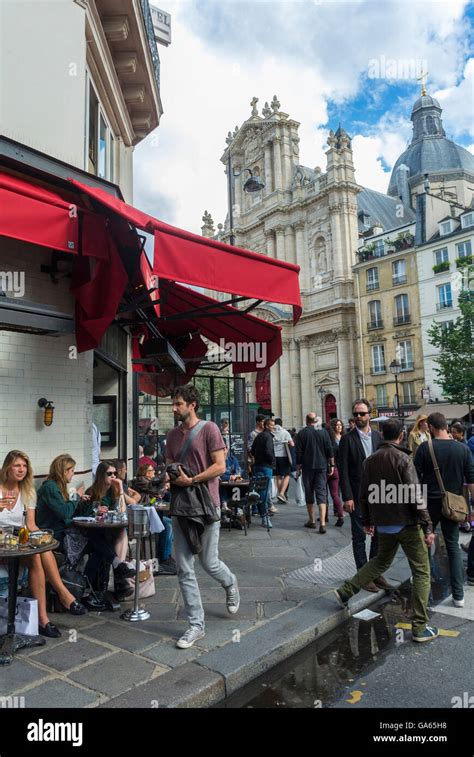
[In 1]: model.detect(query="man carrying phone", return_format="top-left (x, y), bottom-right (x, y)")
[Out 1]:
top-left (165, 384), bottom-right (240, 649)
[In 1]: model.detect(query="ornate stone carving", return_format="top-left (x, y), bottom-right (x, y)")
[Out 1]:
top-left (250, 96), bottom-right (259, 117)
top-left (327, 130), bottom-right (337, 148)
top-left (311, 332), bottom-right (338, 346)
top-left (201, 210), bottom-right (215, 238)
top-left (271, 95), bottom-right (281, 113)
top-left (262, 102), bottom-right (272, 118)
top-left (226, 131), bottom-right (232, 145)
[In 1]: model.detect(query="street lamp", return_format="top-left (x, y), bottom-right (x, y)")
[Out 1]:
top-left (226, 154), bottom-right (265, 246)
top-left (318, 386), bottom-right (327, 419)
top-left (389, 360), bottom-right (402, 419)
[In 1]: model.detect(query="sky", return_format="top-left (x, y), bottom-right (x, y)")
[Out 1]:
top-left (134, 0), bottom-right (474, 240)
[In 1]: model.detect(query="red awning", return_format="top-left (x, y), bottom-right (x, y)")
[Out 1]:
top-left (69, 179), bottom-right (302, 323)
top-left (0, 170), bottom-right (79, 253)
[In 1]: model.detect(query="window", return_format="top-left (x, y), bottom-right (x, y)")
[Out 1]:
top-left (371, 345), bottom-right (386, 374)
top-left (434, 248), bottom-right (449, 265)
top-left (366, 267), bottom-right (379, 291)
top-left (376, 384), bottom-right (387, 406)
top-left (397, 340), bottom-right (414, 371)
top-left (437, 283), bottom-right (453, 310)
top-left (86, 74), bottom-right (115, 181)
top-left (394, 293), bottom-right (410, 324)
top-left (440, 320), bottom-right (454, 333)
top-left (373, 240), bottom-right (384, 257)
top-left (440, 220), bottom-right (452, 235)
top-left (456, 240), bottom-right (472, 258)
top-left (402, 382), bottom-right (416, 404)
top-left (461, 212), bottom-right (474, 229)
top-left (392, 259), bottom-right (406, 285)
top-left (368, 300), bottom-right (382, 328)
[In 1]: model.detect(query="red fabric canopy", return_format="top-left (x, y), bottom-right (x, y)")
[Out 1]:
top-left (0, 170), bottom-right (79, 253)
top-left (69, 179), bottom-right (302, 323)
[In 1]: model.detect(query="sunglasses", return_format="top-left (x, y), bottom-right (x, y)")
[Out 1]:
top-left (106, 471), bottom-right (117, 476)
top-left (353, 411), bottom-right (369, 417)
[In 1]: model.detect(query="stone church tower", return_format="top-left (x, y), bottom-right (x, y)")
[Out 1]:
top-left (210, 97), bottom-right (362, 426)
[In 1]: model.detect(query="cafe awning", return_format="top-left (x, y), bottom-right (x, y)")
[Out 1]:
top-left (405, 403), bottom-right (470, 422)
top-left (68, 180), bottom-right (302, 323)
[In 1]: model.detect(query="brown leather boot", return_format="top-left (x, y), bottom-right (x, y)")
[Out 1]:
top-left (361, 581), bottom-right (379, 592)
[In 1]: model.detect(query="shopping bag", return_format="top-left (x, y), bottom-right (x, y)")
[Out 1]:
top-left (0, 596), bottom-right (39, 635)
top-left (121, 559), bottom-right (155, 598)
top-left (295, 475), bottom-right (306, 507)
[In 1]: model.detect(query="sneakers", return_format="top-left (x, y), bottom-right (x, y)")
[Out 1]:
top-left (157, 557), bottom-right (177, 576)
top-left (261, 516), bottom-right (273, 529)
top-left (335, 518), bottom-right (344, 527)
top-left (334, 588), bottom-right (349, 608)
top-left (277, 494), bottom-right (287, 503)
top-left (225, 577), bottom-right (240, 614)
top-left (412, 626), bottom-right (439, 643)
top-left (453, 596), bottom-right (465, 608)
top-left (268, 505), bottom-right (279, 514)
top-left (114, 562), bottom-right (136, 579)
top-left (176, 626), bottom-right (205, 649)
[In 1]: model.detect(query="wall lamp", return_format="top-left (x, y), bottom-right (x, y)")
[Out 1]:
top-left (38, 398), bottom-right (55, 427)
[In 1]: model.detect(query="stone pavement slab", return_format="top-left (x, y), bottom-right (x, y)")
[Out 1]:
top-left (68, 651), bottom-right (163, 698)
top-left (20, 678), bottom-right (101, 708)
top-left (28, 637), bottom-right (113, 673)
top-left (0, 658), bottom-right (51, 695)
top-left (82, 620), bottom-right (164, 652)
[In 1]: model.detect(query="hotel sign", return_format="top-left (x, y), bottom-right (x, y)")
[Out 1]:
top-left (150, 5), bottom-right (171, 46)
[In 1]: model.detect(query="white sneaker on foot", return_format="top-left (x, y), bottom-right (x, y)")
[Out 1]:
top-left (176, 626), bottom-right (205, 649)
top-left (225, 577), bottom-right (240, 614)
top-left (453, 597), bottom-right (465, 608)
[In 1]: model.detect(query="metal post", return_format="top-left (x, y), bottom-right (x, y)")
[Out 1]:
top-left (395, 374), bottom-right (401, 419)
top-left (121, 534), bottom-right (150, 622)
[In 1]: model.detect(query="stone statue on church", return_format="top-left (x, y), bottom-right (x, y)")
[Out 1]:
top-left (201, 210), bottom-right (215, 238)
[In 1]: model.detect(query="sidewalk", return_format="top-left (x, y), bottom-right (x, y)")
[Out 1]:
top-left (1, 492), bottom-right (412, 708)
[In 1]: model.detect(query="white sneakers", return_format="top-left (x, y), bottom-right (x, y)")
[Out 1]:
top-left (225, 577), bottom-right (240, 614)
top-left (176, 626), bottom-right (205, 649)
top-left (452, 597), bottom-right (465, 608)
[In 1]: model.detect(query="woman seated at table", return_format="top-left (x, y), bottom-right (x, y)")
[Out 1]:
top-left (37, 456), bottom-right (133, 587)
top-left (221, 445), bottom-right (242, 482)
top-left (0, 450), bottom-right (87, 640)
top-left (131, 464), bottom-right (176, 575)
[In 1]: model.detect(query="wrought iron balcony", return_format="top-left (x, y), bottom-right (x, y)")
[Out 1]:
top-left (367, 320), bottom-right (384, 330)
top-left (140, 0), bottom-right (160, 91)
top-left (393, 314), bottom-right (411, 326)
top-left (436, 301), bottom-right (453, 311)
top-left (366, 282), bottom-right (380, 292)
top-left (392, 275), bottom-right (407, 286)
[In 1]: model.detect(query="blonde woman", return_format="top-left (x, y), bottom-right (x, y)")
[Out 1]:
top-left (408, 415), bottom-right (430, 454)
top-left (37, 456), bottom-right (133, 585)
top-left (0, 451), bottom-right (86, 640)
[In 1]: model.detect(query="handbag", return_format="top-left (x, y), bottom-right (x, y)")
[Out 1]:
top-left (427, 438), bottom-right (469, 523)
top-left (122, 559), bottom-right (155, 598)
top-left (0, 596), bottom-right (38, 635)
top-left (59, 564), bottom-right (88, 601)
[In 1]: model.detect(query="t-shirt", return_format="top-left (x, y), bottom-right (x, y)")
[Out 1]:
top-left (414, 439), bottom-right (474, 500)
top-left (166, 421), bottom-right (225, 507)
top-left (273, 425), bottom-right (292, 457)
top-left (0, 490), bottom-right (34, 528)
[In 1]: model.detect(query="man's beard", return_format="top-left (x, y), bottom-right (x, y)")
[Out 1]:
top-left (355, 417), bottom-right (368, 429)
top-left (174, 409), bottom-right (190, 423)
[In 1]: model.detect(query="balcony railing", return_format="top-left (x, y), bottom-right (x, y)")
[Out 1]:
top-left (366, 282), bottom-right (380, 292)
top-left (400, 363), bottom-right (414, 371)
top-left (140, 0), bottom-right (161, 91)
top-left (370, 367), bottom-right (386, 375)
top-left (393, 314), bottom-right (411, 326)
top-left (392, 275), bottom-right (407, 286)
top-left (367, 320), bottom-right (384, 330)
top-left (436, 301), bottom-right (453, 311)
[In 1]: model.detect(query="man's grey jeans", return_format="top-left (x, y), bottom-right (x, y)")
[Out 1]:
top-left (172, 512), bottom-right (235, 629)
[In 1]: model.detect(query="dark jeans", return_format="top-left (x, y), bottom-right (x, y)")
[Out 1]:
top-left (253, 466), bottom-right (272, 517)
top-left (428, 498), bottom-right (464, 600)
top-left (155, 516), bottom-right (173, 561)
top-left (83, 531), bottom-right (116, 584)
top-left (468, 535), bottom-right (474, 579)
top-left (350, 508), bottom-right (378, 569)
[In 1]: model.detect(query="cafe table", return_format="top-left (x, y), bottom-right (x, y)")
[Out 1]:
top-left (72, 517), bottom-right (128, 611)
top-left (219, 480), bottom-right (251, 534)
top-left (0, 539), bottom-right (59, 665)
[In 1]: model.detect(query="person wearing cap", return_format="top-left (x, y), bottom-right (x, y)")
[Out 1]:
top-left (408, 415), bottom-right (430, 454)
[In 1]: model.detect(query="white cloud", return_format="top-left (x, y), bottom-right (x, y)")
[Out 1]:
top-left (133, 0), bottom-right (472, 237)
top-left (434, 57), bottom-right (474, 138)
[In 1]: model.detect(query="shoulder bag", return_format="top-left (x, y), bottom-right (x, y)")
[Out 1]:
top-left (427, 438), bottom-right (469, 523)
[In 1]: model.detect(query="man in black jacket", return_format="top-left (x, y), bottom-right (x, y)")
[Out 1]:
top-left (338, 399), bottom-right (386, 589)
top-left (296, 413), bottom-right (334, 533)
top-left (251, 418), bottom-right (275, 528)
top-left (336, 419), bottom-right (438, 643)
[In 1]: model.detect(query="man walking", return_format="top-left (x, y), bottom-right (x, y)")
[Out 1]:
top-left (414, 412), bottom-right (474, 608)
top-left (296, 413), bottom-right (334, 534)
top-left (273, 418), bottom-right (294, 504)
top-left (338, 399), bottom-right (386, 590)
top-left (166, 384), bottom-right (240, 649)
top-left (335, 419), bottom-right (438, 643)
top-left (251, 417), bottom-right (276, 528)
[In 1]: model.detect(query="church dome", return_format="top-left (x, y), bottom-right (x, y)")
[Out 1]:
top-left (388, 92), bottom-right (474, 197)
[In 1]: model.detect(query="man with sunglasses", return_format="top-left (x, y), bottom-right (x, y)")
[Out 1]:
top-left (338, 399), bottom-right (387, 590)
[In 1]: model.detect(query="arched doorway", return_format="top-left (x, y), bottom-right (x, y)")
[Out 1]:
top-left (324, 393), bottom-right (337, 425)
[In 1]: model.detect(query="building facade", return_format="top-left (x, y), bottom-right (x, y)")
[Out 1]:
top-left (0, 0), bottom-right (165, 482)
